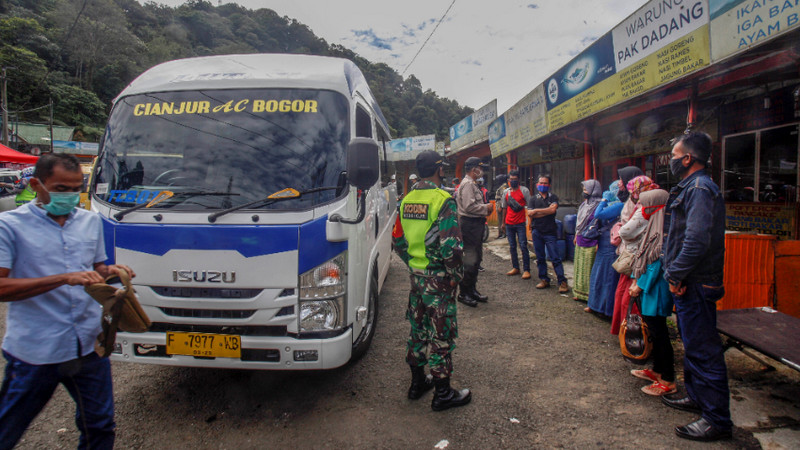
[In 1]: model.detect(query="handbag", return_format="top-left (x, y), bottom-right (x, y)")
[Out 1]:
top-left (610, 221), bottom-right (623, 246)
top-left (612, 247), bottom-right (634, 275)
top-left (581, 218), bottom-right (601, 240)
top-left (85, 268), bottom-right (151, 357)
top-left (619, 296), bottom-right (652, 364)
top-left (505, 191), bottom-right (524, 212)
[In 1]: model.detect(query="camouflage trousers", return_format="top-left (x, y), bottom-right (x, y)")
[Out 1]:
top-left (406, 274), bottom-right (458, 379)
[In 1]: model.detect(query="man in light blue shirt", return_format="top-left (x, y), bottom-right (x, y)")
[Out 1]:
top-left (0, 153), bottom-right (134, 450)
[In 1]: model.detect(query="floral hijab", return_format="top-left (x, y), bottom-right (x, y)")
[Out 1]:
top-left (626, 175), bottom-right (660, 201)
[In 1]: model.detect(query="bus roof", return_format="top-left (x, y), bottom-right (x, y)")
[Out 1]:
top-left (115, 54), bottom-right (390, 137)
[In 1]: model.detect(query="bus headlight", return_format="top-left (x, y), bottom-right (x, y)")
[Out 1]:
top-left (299, 252), bottom-right (346, 333)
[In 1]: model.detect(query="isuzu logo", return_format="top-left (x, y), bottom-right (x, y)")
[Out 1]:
top-left (172, 270), bottom-right (236, 283)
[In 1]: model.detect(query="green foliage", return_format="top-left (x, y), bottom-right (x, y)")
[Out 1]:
top-left (0, 0), bottom-right (472, 141)
top-left (48, 83), bottom-right (107, 125)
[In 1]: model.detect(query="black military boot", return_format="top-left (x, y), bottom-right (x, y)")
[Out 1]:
top-left (457, 291), bottom-right (478, 307)
top-left (431, 378), bottom-right (472, 411)
top-left (472, 289), bottom-right (488, 303)
top-left (408, 365), bottom-right (434, 400)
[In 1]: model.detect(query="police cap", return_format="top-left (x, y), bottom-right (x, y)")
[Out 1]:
top-left (464, 157), bottom-right (488, 170)
top-left (416, 150), bottom-right (448, 178)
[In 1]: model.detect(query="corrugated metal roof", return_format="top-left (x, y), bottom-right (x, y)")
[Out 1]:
top-left (12, 123), bottom-right (74, 145)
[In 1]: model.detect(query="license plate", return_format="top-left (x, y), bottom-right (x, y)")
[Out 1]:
top-left (166, 332), bottom-right (241, 358)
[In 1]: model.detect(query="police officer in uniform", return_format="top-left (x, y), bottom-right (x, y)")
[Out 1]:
top-left (455, 157), bottom-right (494, 306)
top-left (393, 150), bottom-right (472, 412)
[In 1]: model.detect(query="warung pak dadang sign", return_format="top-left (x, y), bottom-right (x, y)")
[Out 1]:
top-left (449, 100), bottom-right (497, 153)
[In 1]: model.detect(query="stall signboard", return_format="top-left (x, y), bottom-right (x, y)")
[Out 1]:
top-left (449, 100), bottom-right (497, 153)
top-left (710, 0), bottom-right (800, 62)
top-left (515, 142), bottom-right (584, 166)
top-left (388, 134), bottom-right (437, 161)
top-left (545, 0), bottom-right (710, 133)
top-left (545, 33), bottom-right (618, 131)
top-left (726, 202), bottom-right (798, 239)
top-left (489, 85), bottom-right (548, 158)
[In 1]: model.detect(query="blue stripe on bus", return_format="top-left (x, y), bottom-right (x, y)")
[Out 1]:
top-left (298, 215), bottom-right (348, 274)
top-left (108, 220), bottom-right (298, 258)
top-left (101, 215), bottom-right (347, 271)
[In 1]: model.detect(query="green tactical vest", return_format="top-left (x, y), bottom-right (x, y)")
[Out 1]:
top-left (15, 184), bottom-right (36, 207)
top-left (400, 187), bottom-right (452, 271)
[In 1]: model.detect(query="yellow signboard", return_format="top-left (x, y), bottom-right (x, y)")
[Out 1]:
top-left (546, 25), bottom-right (710, 134)
top-left (726, 202), bottom-right (797, 239)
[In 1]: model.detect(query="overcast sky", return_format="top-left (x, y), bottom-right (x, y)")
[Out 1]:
top-left (146, 0), bottom-right (648, 113)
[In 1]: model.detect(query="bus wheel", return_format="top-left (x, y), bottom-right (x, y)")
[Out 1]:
top-left (351, 271), bottom-right (379, 361)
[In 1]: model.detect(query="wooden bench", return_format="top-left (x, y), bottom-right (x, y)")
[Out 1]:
top-left (716, 307), bottom-right (800, 373)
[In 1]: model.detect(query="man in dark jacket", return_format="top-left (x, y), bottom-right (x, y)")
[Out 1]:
top-left (660, 131), bottom-right (732, 442)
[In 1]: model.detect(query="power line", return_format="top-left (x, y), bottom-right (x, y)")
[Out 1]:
top-left (401, 0), bottom-right (457, 77)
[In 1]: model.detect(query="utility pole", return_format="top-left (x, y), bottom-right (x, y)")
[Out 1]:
top-left (1, 67), bottom-right (10, 147)
top-left (49, 98), bottom-right (54, 153)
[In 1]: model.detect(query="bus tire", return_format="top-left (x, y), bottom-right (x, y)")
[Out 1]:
top-left (351, 269), bottom-right (379, 361)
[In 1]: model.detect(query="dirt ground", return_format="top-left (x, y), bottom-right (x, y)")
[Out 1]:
top-left (2, 235), bottom-right (799, 449)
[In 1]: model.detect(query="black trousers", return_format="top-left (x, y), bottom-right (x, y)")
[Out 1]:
top-left (459, 216), bottom-right (484, 294)
top-left (643, 315), bottom-right (675, 382)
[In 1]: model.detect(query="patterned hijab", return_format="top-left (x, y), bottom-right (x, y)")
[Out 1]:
top-left (576, 180), bottom-right (603, 235)
top-left (631, 189), bottom-right (670, 279)
top-left (626, 175), bottom-right (659, 201)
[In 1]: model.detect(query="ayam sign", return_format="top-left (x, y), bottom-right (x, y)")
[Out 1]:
top-left (726, 202), bottom-right (797, 239)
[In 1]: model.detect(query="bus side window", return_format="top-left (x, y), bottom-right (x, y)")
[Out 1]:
top-left (377, 126), bottom-right (394, 187)
top-left (355, 105), bottom-right (372, 138)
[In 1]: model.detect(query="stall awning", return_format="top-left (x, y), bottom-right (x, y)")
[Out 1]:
top-left (0, 144), bottom-right (39, 164)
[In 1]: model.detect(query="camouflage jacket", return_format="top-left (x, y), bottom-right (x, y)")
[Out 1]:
top-left (393, 180), bottom-right (463, 282)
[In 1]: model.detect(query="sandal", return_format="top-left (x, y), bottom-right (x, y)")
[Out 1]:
top-left (641, 381), bottom-right (676, 396)
top-left (583, 307), bottom-right (591, 312)
top-left (630, 368), bottom-right (661, 382)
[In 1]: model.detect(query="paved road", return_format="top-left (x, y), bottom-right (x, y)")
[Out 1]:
top-left (2, 237), bottom-right (799, 449)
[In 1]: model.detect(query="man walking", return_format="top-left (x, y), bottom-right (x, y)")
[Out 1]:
top-left (393, 150), bottom-right (472, 412)
top-left (499, 170), bottom-right (531, 279)
top-left (494, 175), bottom-right (508, 239)
top-left (455, 157), bottom-right (494, 307)
top-left (527, 175), bottom-right (569, 294)
top-left (0, 154), bottom-right (135, 449)
top-left (661, 132), bottom-right (733, 442)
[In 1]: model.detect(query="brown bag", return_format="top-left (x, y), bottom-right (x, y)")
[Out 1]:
top-left (612, 248), bottom-right (635, 275)
top-left (619, 296), bottom-right (652, 363)
top-left (85, 268), bottom-right (150, 357)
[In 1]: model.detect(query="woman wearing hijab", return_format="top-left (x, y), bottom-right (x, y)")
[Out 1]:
top-left (573, 180), bottom-right (603, 301)
top-left (585, 182), bottom-right (623, 316)
top-left (611, 174), bottom-right (659, 335)
top-left (626, 189), bottom-right (675, 396)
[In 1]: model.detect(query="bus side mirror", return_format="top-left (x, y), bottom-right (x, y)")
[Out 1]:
top-left (346, 138), bottom-right (379, 191)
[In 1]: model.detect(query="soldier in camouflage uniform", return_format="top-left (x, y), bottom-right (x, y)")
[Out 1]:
top-left (393, 150), bottom-right (472, 412)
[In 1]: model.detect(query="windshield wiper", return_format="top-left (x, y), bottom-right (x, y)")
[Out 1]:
top-left (207, 186), bottom-right (341, 223)
top-left (114, 191), bottom-right (239, 221)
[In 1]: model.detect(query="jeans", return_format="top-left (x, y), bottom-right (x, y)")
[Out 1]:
top-left (459, 216), bottom-right (484, 294)
top-left (0, 351), bottom-right (115, 450)
top-left (674, 282), bottom-right (733, 432)
top-left (506, 223), bottom-right (530, 271)
top-left (532, 229), bottom-right (566, 283)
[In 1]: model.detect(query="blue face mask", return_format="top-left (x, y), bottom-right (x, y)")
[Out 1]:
top-left (41, 187), bottom-right (80, 216)
top-left (537, 184), bottom-right (549, 193)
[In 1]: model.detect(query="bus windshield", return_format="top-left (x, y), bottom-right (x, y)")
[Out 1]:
top-left (93, 88), bottom-right (350, 211)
